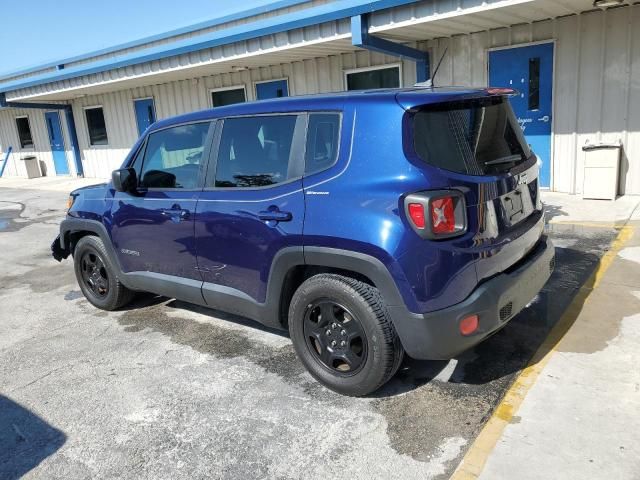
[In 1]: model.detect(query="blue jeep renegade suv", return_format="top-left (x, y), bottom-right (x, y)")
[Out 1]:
top-left (52, 87), bottom-right (555, 396)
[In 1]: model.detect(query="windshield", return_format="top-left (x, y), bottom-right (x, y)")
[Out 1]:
top-left (412, 96), bottom-right (532, 175)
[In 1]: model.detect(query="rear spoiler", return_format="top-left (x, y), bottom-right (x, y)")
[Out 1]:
top-left (395, 87), bottom-right (519, 112)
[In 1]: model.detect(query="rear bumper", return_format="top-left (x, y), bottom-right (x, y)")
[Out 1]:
top-left (388, 236), bottom-right (555, 360)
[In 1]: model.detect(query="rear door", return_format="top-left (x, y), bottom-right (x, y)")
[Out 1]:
top-left (194, 113), bottom-right (306, 307)
top-left (110, 121), bottom-right (213, 282)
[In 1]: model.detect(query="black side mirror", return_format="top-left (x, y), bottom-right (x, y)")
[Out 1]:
top-left (112, 168), bottom-right (138, 193)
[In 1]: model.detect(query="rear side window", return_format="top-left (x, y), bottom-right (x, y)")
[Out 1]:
top-left (412, 97), bottom-right (531, 175)
top-left (139, 122), bottom-right (211, 189)
top-left (305, 113), bottom-right (340, 175)
top-left (214, 115), bottom-right (300, 188)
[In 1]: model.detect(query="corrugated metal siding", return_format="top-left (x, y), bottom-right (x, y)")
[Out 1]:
top-left (0, 107), bottom-right (75, 177)
top-left (419, 5), bottom-right (640, 195)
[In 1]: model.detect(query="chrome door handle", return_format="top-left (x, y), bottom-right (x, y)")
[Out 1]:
top-left (257, 210), bottom-right (292, 222)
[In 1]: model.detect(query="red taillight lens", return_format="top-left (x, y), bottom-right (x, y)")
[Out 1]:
top-left (460, 315), bottom-right (479, 336)
top-left (430, 196), bottom-right (456, 234)
top-left (408, 203), bottom-right (426, 229)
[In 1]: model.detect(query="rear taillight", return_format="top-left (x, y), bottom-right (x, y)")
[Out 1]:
top-left (404, 190), bottom-right (467, 240)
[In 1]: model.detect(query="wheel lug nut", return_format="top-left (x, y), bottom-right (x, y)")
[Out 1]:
top-left (341, 329), bottom-right (347, 336)
top-left (331, 340), bottom-right (337, 347)
top-left (340, 341), bottom-right (346, 347)
top-left (332, 323), bottom-right (338, 329)
top-left (326, 329), bottom-right (332, 336)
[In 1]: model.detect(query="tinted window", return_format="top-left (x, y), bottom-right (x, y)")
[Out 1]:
top-left (15, 117), bottom-right (34, 149)
top-left (215, 115), bottom-right (299, 188)
top-left (85, 107), bottom-right (108, 146)
top-left (305, 113), bottom-right (340, 175)
top-left (413, 97), bottom-right (531, 176)
top-left (139, 122), bottom-right (211, 189)
top-left (528, 57), bottom-right (541, 111)
top-left (212, 88), bottom-right (246, 107)
top-left (346, 67), bottom-right (400, 90)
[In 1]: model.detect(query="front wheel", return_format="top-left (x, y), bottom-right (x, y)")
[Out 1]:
top-left (288, 274), bottom-right (404, 396)
top-left (73, 235), bottom-right (134, 311)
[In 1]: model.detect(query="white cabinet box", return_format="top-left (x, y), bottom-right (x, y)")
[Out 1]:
top-left (582, 143), bottom-right (621, 201)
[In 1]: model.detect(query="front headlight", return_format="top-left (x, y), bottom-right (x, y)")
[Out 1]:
top-left (66, 195), bottom-right (75, 210)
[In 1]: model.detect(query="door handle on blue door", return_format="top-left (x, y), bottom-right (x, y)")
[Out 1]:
top-left (257, 209), bottom-right (292, 222)
top-left (161, 205), bottom-right (190, 222)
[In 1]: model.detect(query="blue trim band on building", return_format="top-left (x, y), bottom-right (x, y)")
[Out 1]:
top-left (0, 0), bottom-right (420, 94)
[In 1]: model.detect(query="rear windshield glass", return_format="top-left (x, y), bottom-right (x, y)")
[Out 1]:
top-left (412, 97), bottom-right (532, 175)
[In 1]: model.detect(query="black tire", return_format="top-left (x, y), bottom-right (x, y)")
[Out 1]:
top-left (289, 274), bottom-right (404, 396)
top-left (73, 235), bottom-right (134, 311)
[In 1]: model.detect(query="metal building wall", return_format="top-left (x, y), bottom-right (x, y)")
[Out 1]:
top-left (0, 107), bottom-right (76, 177)
top-left (422, 4), bottom-right (640, 195)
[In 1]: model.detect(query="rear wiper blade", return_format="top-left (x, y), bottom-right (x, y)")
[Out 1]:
top-left (484, 155), bottom-right (522, 165)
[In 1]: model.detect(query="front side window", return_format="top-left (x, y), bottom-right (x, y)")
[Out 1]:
top-left (85, 107), bottom-right (108, 146)
top-left (212, 88), bottom-right (246, 107)
top-left (346, 66), bottom-right (400, 91)
top-left (214, 115), bottom-right (299, 188)
top-left (15, 116), bottom-right (34, 149)
top-left (305, 113), bottom-right (341, 175)
top-left (139, 122), bottom-right (211, 189)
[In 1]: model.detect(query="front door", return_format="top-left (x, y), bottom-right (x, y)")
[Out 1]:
top-left (195, 114), bottom-right (305, 310)
top-left (134, 98), bottom-right (156, 137)
top-left (110, 121), bottom-right (213, 284)
top-left (255, 79), bottom-right (289, 100)
top-left (489, 42), bottom-right (554, 188)
top-left (45, 111), bottom-right (69, 175)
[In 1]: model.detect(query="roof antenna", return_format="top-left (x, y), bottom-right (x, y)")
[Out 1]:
top-left (416, 46), bottom-right (448, 88)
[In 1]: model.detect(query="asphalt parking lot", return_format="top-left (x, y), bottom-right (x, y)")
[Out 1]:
top-left (0, 184), bottom-right (621, 479)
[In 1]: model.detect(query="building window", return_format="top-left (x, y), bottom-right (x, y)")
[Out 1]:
top-left (214, 115), bottom-right (300, 188)
top-left (84, 107), bottom-right (108, 146)
top-left (15, 116), bottom-right (34, 149)
top-left (528, 57), bottom-right (541, 111)
top-left (211, 87), bottom-right (246, 108)
top-left (138, 122), bottom-right (211, 189)
top-left (345, 65), bottom-right (401, 91)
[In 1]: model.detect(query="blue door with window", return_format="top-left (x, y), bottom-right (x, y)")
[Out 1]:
top-left (134, 98), bottom-right (156, 136)
top-left (45, 111), bottom-right (69, 175)
top-left (489, 43), bottom-right (554, 188)
top-left (255, 79), bottom-right (288, 100)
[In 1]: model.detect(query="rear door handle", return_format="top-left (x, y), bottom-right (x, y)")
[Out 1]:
top-left (257, 209), bottom-right (292, 222)
top-left (161, 205), bottom-right (190, 221)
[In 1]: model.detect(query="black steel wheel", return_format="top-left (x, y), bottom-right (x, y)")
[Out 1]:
top-left (289, 274), bottom-right (404, 396)
top-left (303, 300), bottom-right (367, 375)
top-left (73, 235), bottom-right (134, 310)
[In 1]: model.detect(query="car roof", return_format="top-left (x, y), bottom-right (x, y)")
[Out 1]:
top-left (149, 86), bottom-right (501, 131)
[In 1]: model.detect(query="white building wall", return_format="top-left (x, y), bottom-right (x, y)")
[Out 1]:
top-left (421, 4), bottom-right (640, 195)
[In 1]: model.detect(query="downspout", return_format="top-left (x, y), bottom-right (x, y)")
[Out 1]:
top-left (351, 14), bottom-right (430, 83)
top-left (0, 92), bottom-right (84, 177)
top-left (0, 146), bottom-right (12, 177)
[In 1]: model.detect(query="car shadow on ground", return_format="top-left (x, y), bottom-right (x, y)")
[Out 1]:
top-left (0, 395), bottom-right (66, 479)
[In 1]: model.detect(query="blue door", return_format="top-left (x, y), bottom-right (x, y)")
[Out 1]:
top-left (134, 98), bottom-right (156, 136)
top-left (45, 111), bottom-right (69, 175)
top-left (489, 43), bottom-right (554, 188)
top-left (255, 79), bottom-right (289, 100)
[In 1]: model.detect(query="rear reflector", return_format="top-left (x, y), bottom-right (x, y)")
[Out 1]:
top-left (408, 203), bottom-right (426, 229)
top-left (430, 196), bottom-right (456, 234)
top-left (460, 315), bottom-right (479, 336)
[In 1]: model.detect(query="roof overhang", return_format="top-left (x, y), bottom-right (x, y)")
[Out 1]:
top-left (1, 0), bottom-right (619, 102)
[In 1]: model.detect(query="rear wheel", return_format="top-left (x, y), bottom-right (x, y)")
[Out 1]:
top-left (289, 274), bottom-right (403, 396)
top-left (73, 235), bottom-right (134, 311)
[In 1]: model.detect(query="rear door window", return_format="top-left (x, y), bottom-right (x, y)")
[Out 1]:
top-left (412, 97), bottom-right (531, 175)
top-left (213, 115), bottom-right (303, 188)
top-left (305, 113), bottom-right (341, 175)
top-left (138, 122), bottom-right (211, 189)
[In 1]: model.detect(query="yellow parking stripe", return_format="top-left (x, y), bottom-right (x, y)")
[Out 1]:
top-left (451, 224), bottom-right (635, 479)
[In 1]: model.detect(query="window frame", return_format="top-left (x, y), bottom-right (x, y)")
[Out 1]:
top-left (343, 63), bottom-right (403, 91)
top-left (304, 112), bottom-right (343, 177)
top-left (210, 85), bottom-right (247, 108)
top-left (204, 112), bottom-right (307, 191)
top-left (127, 119), bottom-right (216, 192)
top-left (83, 105), bottom-right (109, 147)
top-left (15, 115), bottom-right (35, 150)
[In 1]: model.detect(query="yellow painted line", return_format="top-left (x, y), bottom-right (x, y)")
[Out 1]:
top-left (548, 220), bottom-right (622, 230)
top-left (452, 224), bottom-right (635, 480)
